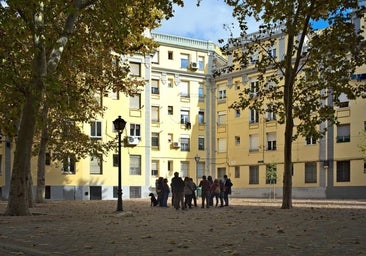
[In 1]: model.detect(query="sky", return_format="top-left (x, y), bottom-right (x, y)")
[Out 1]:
top-left (154, 0), bottom-right (255, 43)
top-left (153, 1), bottom-right (333, 43)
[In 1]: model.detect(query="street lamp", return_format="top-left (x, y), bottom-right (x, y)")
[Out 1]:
top-left (113, 116), bottom-right (127, 212)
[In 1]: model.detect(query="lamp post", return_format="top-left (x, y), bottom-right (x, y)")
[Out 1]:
top-left (194, 154), bottom-right (200, 183)
top-left (113, 116), bottom-right (127, 212)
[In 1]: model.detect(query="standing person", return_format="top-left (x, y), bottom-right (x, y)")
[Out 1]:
top-left (207, 175), bottom-right (214, 206)
top-left (162, 178), bottom-right (170, 207)
top-left (190, 178), bottom-right (198, 207)
top-left (198, 175), bottom-right (210, 208)
top-left (223, 174), bottom-right (233, 206)
top-left (219, 179), bottom-right (225, 207)
top-left (171, 172), bottom-right (185, 210)
top-left (210, 179), bottom-right (221, 207)
top-left (184, 177), bottom-right (194, 209)
top-left (156, 177), bottom-right (164, 207)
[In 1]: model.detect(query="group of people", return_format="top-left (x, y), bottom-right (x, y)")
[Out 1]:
top-left (154, 172), bottom-right (233, 210)
top-left (198, 174), bottom-right (233, 208)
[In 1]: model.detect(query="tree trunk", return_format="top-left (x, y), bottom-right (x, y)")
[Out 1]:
top-left (36, 117), bottom-right (49, 203)
top-left (282, 117), bottom-right (293, 209)
top-left (5, 96), bottom-right (37, 216)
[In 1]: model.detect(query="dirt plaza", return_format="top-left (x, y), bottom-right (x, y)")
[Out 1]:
top-left (0, 198), bottom-right (366, 255)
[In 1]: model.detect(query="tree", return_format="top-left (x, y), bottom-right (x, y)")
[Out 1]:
top-left (222, 0), bottom-right (366, 208)
top-left (0, 0), bottom-right (183, 216)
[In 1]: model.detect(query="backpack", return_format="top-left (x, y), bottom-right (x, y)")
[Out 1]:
top-left (215, 186), bottom-right (220, 194)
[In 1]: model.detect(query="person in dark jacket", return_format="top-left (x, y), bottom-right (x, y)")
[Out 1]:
top-left (198, 175), bottom-right (210, 208)
top-left (171, 172), bottom-right (185, 210)
top-left (223, 174), bottom-right (233, 206)
top-left (162, 178), bottom-right (170, 207)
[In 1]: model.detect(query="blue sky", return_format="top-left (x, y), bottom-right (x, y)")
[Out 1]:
top-left (154, 1), bottom-right (333, 43)
top-left (154, 0), bottom-right (250, 43)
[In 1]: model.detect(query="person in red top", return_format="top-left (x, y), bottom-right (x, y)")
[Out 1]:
top-left (198, 175), bottom-right (210, 208)
top-left (210, 179), bottom-right (221, 207)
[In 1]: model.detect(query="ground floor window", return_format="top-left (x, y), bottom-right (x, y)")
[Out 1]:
top-left (249, 165), bottom-right (259, 184)
top-left (305, 162), bottom-right (317, 183)
top-left (337, 160), bottom-right (350, 182)
top-left (130, 186), bottom-right (141, 198)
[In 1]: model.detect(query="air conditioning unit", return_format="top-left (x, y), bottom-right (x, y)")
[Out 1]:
top-left (190, 62), bottom-right (198, 71)
top-left (172, 142), bottom-right (180, 148)
top-left (127, 136), bottom-right (140, 146)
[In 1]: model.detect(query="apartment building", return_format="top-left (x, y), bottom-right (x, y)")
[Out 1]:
top-left (1, 16), bottom-right (366, 200)
top-left (0, 33), bottom-right (225, 200)
top-left (213, 12), bottom-right (366, 199)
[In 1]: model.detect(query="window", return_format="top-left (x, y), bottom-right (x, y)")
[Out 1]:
top-left (306, 136), bottom-right (316, 145)
top-left (217, 138), bottom-right (227, 153)
top-left (249, 134), bottom-right (259, 151)
top-left (266, 104), bottom-right (276, 121)
top-left (130, 186), bottom-right (141, 198)
top-left (151, 51), bottom-right (159, 64)
top-left (167, 78), bottom-right (173, 88)
top-left (168, 106), bottom-right (173, 115)
top-left (196, 162), bottom-right (204, 180)
top-left (337, 160), bottom-right (350, 182)
top-left (235, 136), bottom-right (240, 145)
top-left (266, 164), bottom-right (277, 184)
top-left (130, 124), bottom-right (141, 137)
top-left (198, 56), bottom-right (204, 71)
top-left (129, 94), bottom-right (141, 109)
top-left (130, 155), bottom-right (141, 175)
top-left (217, 168), bottom-right (226, 179)
top-left (218, 87), bottom-right (226, 100)
top-left (168, 51), bottom-right (173, 60)
top-left (180, 54), bottom-right (189, 68)
top-left (180, 137), bottom-right (190, 152)
top-left (198, 110), bottom-right (205, 124)
top-left (235, 109), bottom-right (240, 118)
top-left (130, 62), bottom-right (141, 77)
top-left (151, 106), bottom-right (160, 123)
top-left (62, 155), bottom-right (76, 174)
top-left (338, 93), bottom-right (349, 108)
top-left (198, 85), bottom-right (204, 101)
top-left (180, 109), bottom-right (190, 124)
top-left (151, 79), bottom-right (160, 94)
top-left (267, 132), bottom-right (277, 151)
top-left (180, 81), bottom-right (189, 98)
top-left (269, 47), bottom-right (277, 59)
top-left (305, 162), bottom-right (317, 183)
top-left (113, 154), bottom-right (119, 167)
top-left (90, 121), bottom-right (102, 138)
top-left (90, 154), bottom-right (102, 174)
top-left (151, 160), bottom-right (159, 176)
top-left (217, 111), bottom-right (226, 126)
top-left (168, 160), bottom-right (173, 172)
top-left (235, 166), bottom-right (240, 178)
top-left (249, 81), bottom-right (258, 98)
top-left (250, 51), bottom-right (259, 64)
top-left (198, 137), bottom-right (205, 150)
top-left (152, 132), bottom-right (159, 149)
top-left (180, 161), bottom-right (189, 177)
top-left (337, 124), bottom-right (350, 143)
top-left (249, 166), bottom-right (259, 184)
top-left (249, 108), bottom-right (259, 123)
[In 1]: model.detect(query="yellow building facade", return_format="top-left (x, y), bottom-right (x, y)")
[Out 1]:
top-left (1, 21), bottom-right (366, 200)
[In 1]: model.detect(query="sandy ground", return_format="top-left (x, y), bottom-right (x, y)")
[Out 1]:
top-left (0, 198), bottom-right (366, 255)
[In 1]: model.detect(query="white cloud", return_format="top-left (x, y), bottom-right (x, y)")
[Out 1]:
top-left (154, 0), bottom-right (260, 43)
